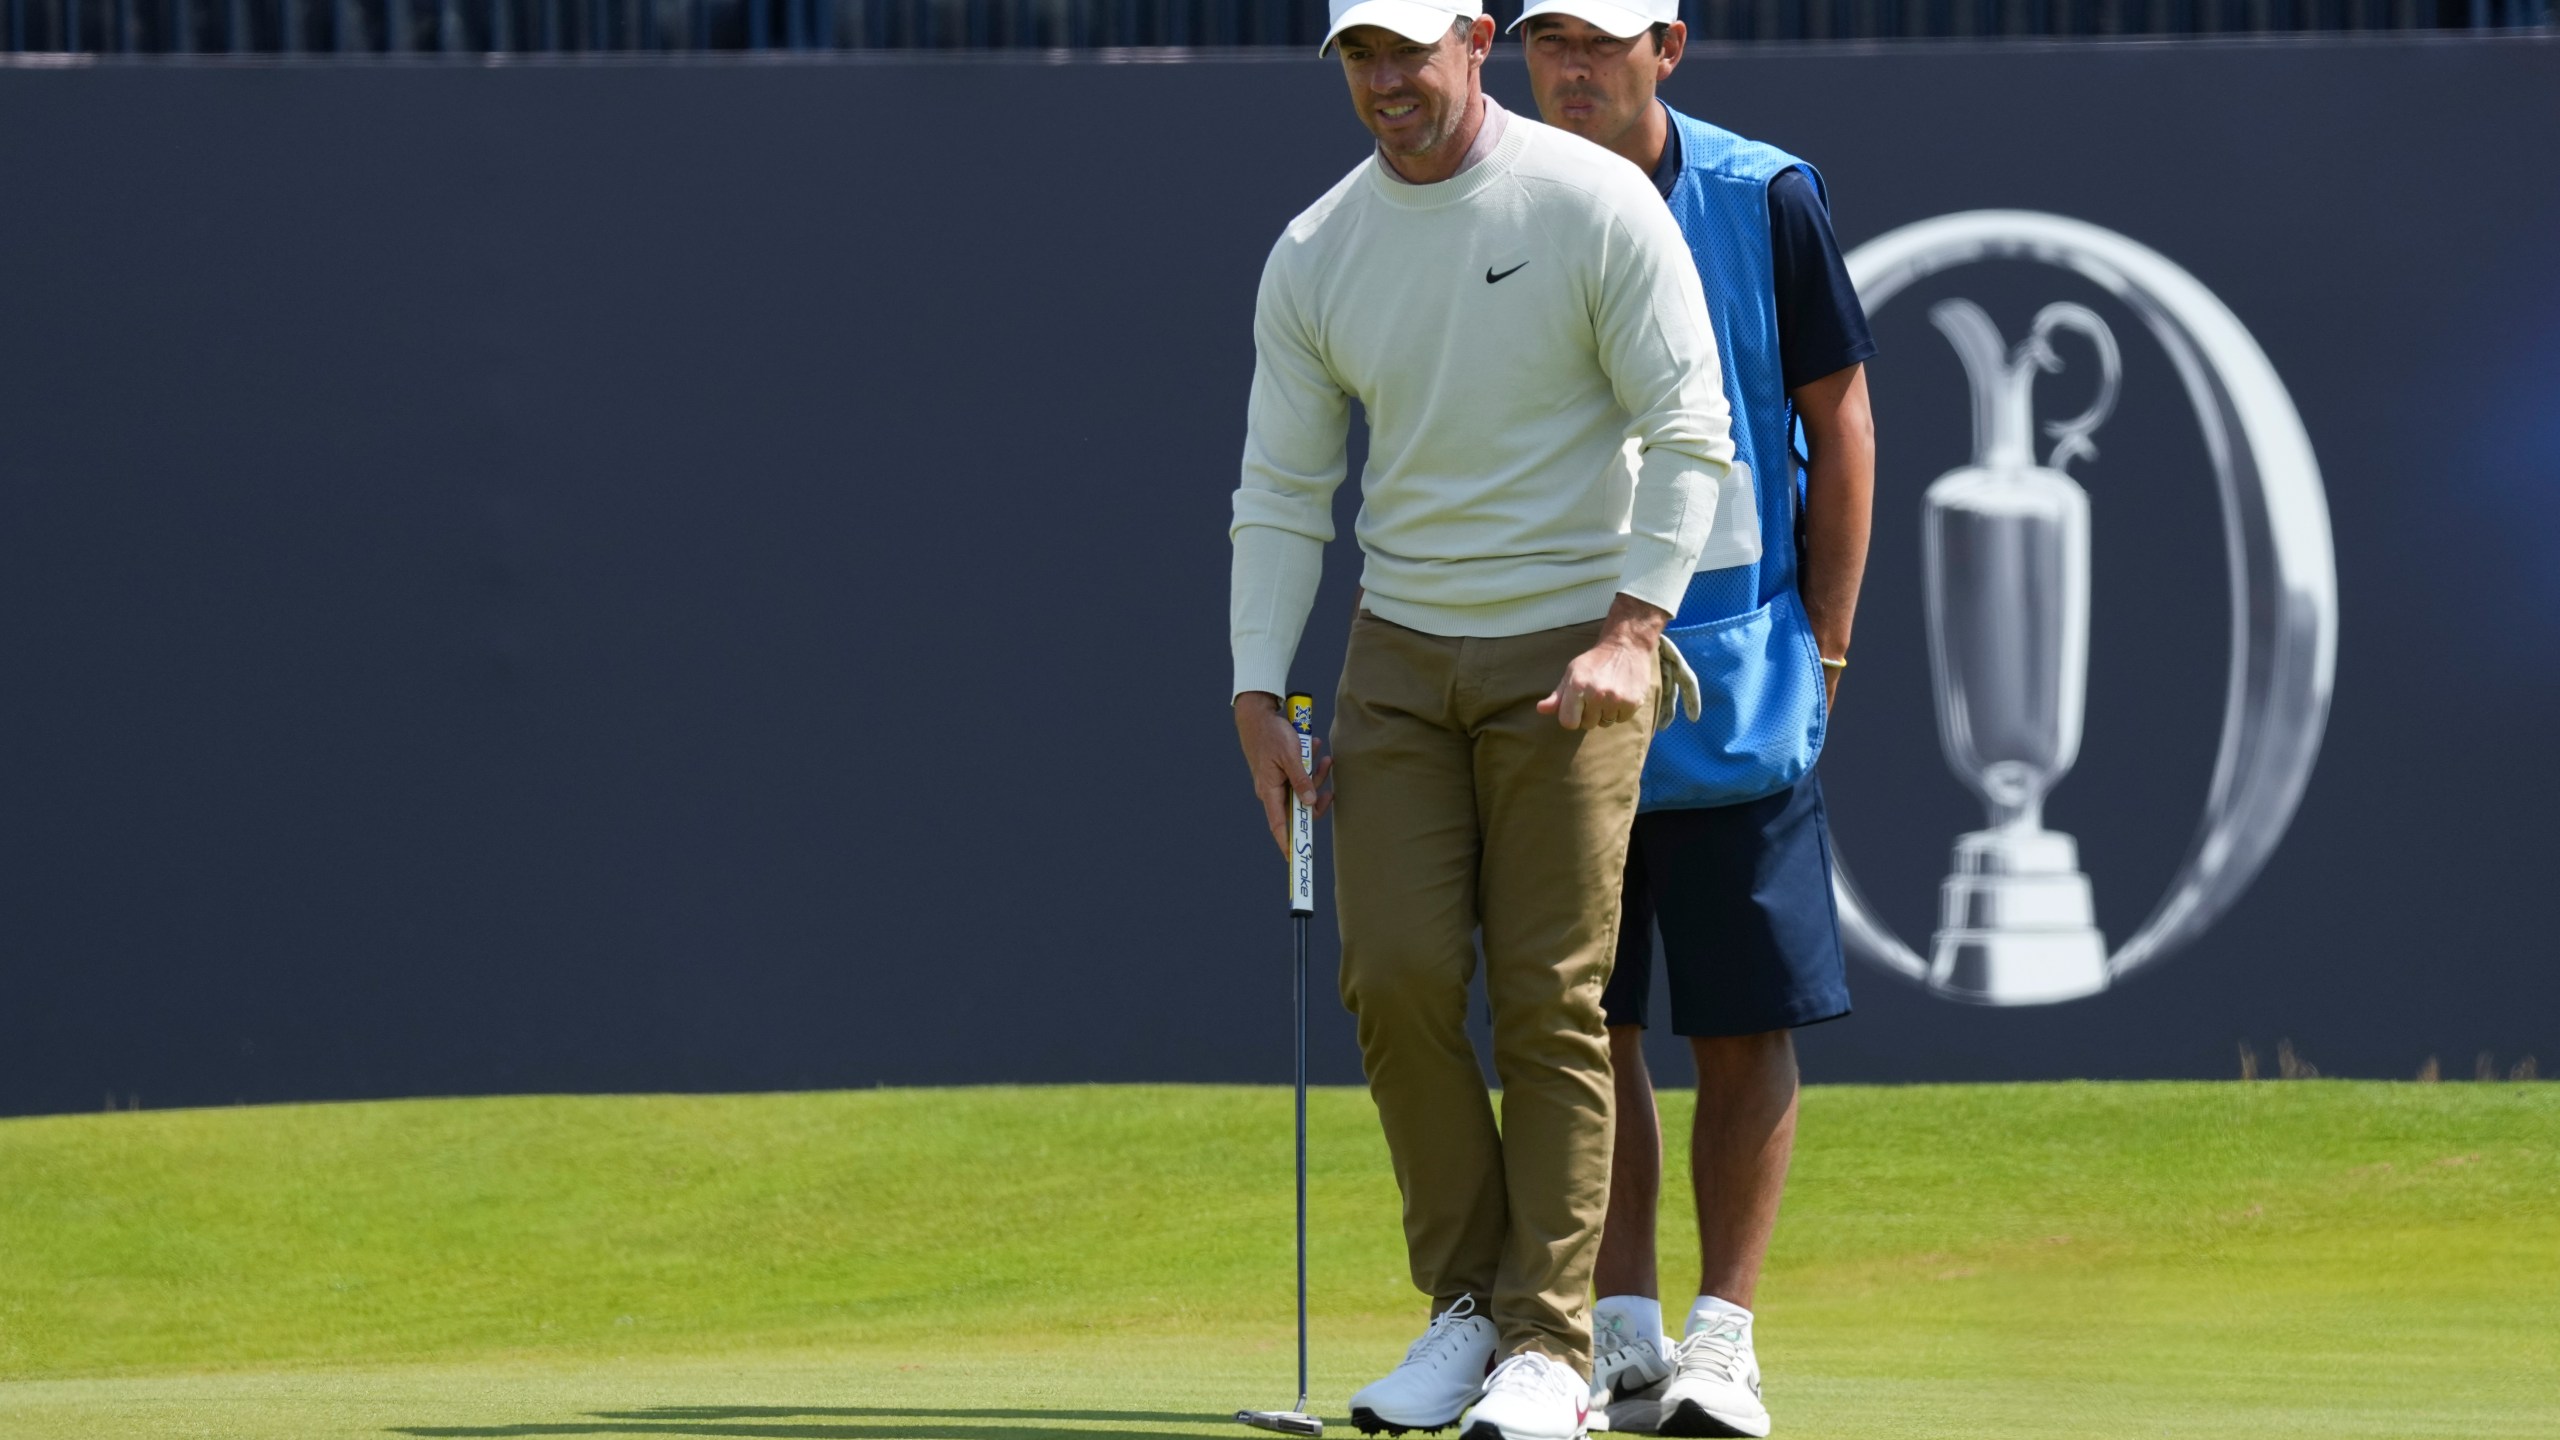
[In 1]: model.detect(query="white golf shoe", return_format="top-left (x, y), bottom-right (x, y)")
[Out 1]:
top-left (1651, 1311), bottom-right (1770, 1438)
top-left (1349, 1295), bottom-right (1498, 1435)
top-left (1459, 1351), bottom-right (1590, 1440)
top-left (1586, 1308), bottom-right (1674, 1429)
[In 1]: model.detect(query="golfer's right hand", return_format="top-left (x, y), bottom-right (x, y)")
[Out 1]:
top-left (1234, 691), bottom-right (1333, 857)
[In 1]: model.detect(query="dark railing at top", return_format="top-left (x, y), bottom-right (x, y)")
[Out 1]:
top-left (1, 0), bottom-right (2551, 56)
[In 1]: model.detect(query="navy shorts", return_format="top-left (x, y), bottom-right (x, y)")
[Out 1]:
top-left (1601, 769), bottom-right (1853, 1038)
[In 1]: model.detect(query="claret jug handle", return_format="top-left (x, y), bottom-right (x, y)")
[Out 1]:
top-left (1930, 299), bottom-right (2122, 474)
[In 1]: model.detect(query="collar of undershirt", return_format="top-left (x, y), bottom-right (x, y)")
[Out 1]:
top-left (1649, 101), bottom-right (1683, 198)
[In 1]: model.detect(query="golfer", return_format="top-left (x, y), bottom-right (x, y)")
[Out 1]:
top-left (1518, 4), bottom-right (1877, 1435)
top-left (1227, 2), bottom-right (1737, 1436)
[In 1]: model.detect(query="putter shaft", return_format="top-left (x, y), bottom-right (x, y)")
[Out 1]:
top-left (1238, 697), bottom-right (1321, 1437)
top-left (1294, 910), bottom-right (1309, 1415)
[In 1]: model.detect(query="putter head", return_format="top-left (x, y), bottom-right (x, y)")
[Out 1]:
top-left (1235, 1408), bottom-right (1324, 1436)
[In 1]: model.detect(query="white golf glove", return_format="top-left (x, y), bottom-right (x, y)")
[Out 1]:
top-left (1656, 635), bottom-right (1701, 727)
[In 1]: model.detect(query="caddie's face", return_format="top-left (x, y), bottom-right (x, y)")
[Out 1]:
top-left (1335, 20), bottom-right (1490, 160)
top-left (1523, 15), bottom-right (1680, 154)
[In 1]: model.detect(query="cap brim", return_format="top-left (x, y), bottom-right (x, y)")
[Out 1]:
top-left (1507, 0), bottom-right (1658, 38)
top-left (1320, 0), bottom-right (1474, 54)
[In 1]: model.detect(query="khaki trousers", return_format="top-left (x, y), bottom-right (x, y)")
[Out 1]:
top-left (1330, 612), bottom-right (1655, 1376)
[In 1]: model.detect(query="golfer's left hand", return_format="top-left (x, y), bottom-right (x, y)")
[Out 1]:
top-left (1538, 595), bottom-right (1673, 730)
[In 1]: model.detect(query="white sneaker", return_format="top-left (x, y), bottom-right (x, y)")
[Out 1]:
top-left (1588, 1309), bottom-right (1674, 1419)
top-left (1459, 1351), bottom-right (1590, 1440)
top-left (1350, 1296), bottom-right (1499, 1436)
top-left (1593, 1363), bottom-right (1674, 1436)
top-left (1653, 1312), bottom-right (1769, 1438)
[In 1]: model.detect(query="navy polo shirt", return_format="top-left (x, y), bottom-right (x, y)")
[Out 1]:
top-left (1650, 112), bottom-right (1877, 393)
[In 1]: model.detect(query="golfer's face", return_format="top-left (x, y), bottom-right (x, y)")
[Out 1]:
top-left (1336, 24), bottom-right (1476, 159)
top-left (1523, 16), bottom-right (1667, 153)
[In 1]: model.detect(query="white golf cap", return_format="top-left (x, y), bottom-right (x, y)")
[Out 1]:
top-left (1320, 0), bottom-right (1485, 54)
top-left (1507, 0), bottom-right (1678, 39)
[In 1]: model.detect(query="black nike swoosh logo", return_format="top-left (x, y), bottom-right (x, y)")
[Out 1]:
top-left (1485, 262), bottom-right (1528, 284)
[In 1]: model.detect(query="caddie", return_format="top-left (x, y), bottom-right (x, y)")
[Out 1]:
top-left (1517, 4), bottom-right (1878, 1436)
top-left (1226, 2), bottom-right (1740, 1436)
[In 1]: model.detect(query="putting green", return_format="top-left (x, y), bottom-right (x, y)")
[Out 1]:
top-left (3, 1082), bottom-right (2554, 1437)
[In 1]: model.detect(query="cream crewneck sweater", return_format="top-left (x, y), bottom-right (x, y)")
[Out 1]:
top-left (1228, 108), bottom-right (1736, 700)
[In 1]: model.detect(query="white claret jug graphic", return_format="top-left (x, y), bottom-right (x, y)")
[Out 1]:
top-left (1921, 299), bottom-right (2122, 1004)
top-left (1835, 212), bottom-right (2337, 1004)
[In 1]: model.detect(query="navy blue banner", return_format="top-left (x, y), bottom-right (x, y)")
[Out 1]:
top-left (1, 41), bottom-right (2554, 1113)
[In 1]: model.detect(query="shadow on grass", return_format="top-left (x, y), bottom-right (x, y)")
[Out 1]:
top-left (391, 1406), bottom-right (1252, 1439)
top-left (598, 1411), bottom-right (1234, 1423)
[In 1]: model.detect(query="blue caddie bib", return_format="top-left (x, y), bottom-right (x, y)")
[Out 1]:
top-left (1640, 108), bottom-right (1832, 812)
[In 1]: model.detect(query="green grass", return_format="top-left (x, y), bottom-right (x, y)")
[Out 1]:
top-left (2, 1082), bottom-right (2555, 1437)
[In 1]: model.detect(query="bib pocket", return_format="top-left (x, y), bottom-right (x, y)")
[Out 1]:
top-left (1639, 587), bottom-right (1828, 810)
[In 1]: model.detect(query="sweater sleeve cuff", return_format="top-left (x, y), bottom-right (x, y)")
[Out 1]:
top-left (1232, 651), bottom-right (1294, 703)
top-left (1231, 524), bottom-right (1325, 702)
top-left (1619, 532), bottom-right (1699, 617)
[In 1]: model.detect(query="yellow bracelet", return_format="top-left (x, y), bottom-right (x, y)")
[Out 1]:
top-left (1819, 655), bottom-right (1848, 670)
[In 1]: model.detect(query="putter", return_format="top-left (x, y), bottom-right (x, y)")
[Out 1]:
top-left (1238, 692), bottom-right (1323, 1439)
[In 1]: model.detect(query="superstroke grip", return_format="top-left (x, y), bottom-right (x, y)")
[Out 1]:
top-left (1288, 693), bottom-right (1315, 916)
